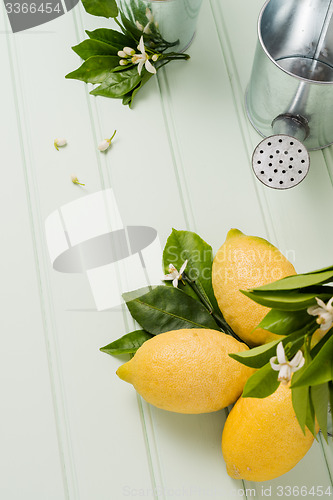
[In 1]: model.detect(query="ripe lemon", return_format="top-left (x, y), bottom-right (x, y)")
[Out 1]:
top-left (212, 229), bottom-right (296, 346)
top-left (222, 382), bottom-right (316, 482)
top-left (116, 328), bottom-right (254, 414)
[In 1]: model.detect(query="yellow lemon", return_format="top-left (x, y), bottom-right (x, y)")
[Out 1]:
top-left (221, 383), bottom-right (316, 482)
top-left (212, 229), bottom-right (296, 346)
top-left (117, 328), bottom-right (254, 414)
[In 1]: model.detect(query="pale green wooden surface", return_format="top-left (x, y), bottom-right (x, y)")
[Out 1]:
top-left (2, 0), bottom-right (333, 498)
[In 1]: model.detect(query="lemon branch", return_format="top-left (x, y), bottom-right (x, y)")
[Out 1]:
top-left (182, 272), bottom-right (249, 346)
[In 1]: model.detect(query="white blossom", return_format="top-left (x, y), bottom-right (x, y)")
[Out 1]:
top-left (162, 260), bottom-right (188, 288)
top-left (307, 297), bottom-right (333, 331)
top-left (54, 137), bottom-right (67, 150)
top-left (97, 130), bottom-right (117, 152)
top-left (131, 36), bottom-right (156, 75)
top-left (270, 342), bottom-right (305, 384)
top-left (71, 175), bottom-right (85, 186)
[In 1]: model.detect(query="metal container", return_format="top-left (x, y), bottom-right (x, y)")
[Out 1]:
top-left (120, 0), bottom-right (203, 53)
top-left (246, 0), bottom-right (333, 151)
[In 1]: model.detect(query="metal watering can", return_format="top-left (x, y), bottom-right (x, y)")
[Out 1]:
top-left (246, 0), bottom-right (333, 189)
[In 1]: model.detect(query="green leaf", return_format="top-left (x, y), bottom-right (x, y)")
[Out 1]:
top-left (162, 229), bottom-right (219, 311)
top-left (242, 362), bottom-right (280, 398)
top-left (124, 70), bottom-right (153, 107)
top-left (311, 382), bottom-right (329, 441)
top-left (306, 389), bottom-right (317, 438)
top-left (72, 39), bottom-right (119, 60)
top-left (65, 56), bottom-right (120, 83)
top-left (90, 67), bottom-right (142, 98)
top-left (123, 285), bottom-right (220, 335)
top-left (257, 308), bottom-right (313, 335)
top-left (329, 382), bottom-right (333, 438)
top-left (86, 28), bottom-right (134, 48)
top-left (291, 334), bottom-right (333, 387)
top-left (100, 330), bottom-right (153, 355)
top-left (311, 330), bottom-right (333, 357)
top-left (230, 326), bottom-right (310, 368)
top-left (241, 289), bottom-right (331, 311)
top-left (292, 373), bottom-right (309, 434)
top-left (254, 266), bottom-right (333, 292)
top-left (81, 0), bottom-right (118, 18)
top-left (230, 339), bottom-right (280, 368)
top-left (120, 11), bottom-right (143, 39)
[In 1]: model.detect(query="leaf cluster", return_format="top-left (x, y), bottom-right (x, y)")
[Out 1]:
top-left (65, 0), bottom-right (188, 107)
top-left (235, 265), bottom-right (333, 440)
top-left (100, 228), bottom-right (236, 355)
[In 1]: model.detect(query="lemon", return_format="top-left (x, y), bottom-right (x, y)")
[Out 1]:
top-left (222, 382), bottom-right (316, 482)
top-left (117, 328), bottom-right (254, 414)
top-left (212, 229), bottom-right (296, 346)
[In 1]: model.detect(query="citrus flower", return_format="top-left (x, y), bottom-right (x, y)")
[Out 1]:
top-left (71, 175), bottom-right (85, 186)
top-left (54, 138), bottom-right (67, 150)
top-left (270, 342), bottom-right (305, 384)
top-left (131, 36), bottom-right (156, 75)
top-left (98, 130), bottom-right (117, 152)
top-left (163, 260), bottom-right (188, 288)
top-left (307, 297), bottom-right (333, 331)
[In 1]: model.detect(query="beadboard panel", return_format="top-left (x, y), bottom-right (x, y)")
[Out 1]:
top-left (2, 0), bottom-right (333, 498)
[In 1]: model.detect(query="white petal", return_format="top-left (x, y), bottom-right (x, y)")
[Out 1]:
top-left (278, 364), bottom-right (292, 383)
top-left (54, 137), bottom-right (67, 148)
top-left (136, 21), bottom-right (144, 31)
top-left (315, 297), bottom-right (327, 309)
top-left (270, 356), bottom-right (281, 371)
top-left (138, 36), bottom-right (145, 55)
top-left (172, 277), bottom-right (179, 288)
top-left (137, 60), bottom-right (144, 75)
top-left (307, 305), bottom-right (324, 316)
top-left (123, 47), bottom-right (135, 56)
top-left (144, 59), bottom-right (156, 74)
top-left (276, 342), bottom-right (287, 364)
top-left (169, 264), bottom-right (177, 272)
top-left (179, 259), bottom-right (188, 275)
top-left (291, 357), bottom-right (305, 372)
top-left (98, 139), bottom-right (110, 151)
top-left (118, 50), bottom-right (126, 57)
top-left (162, 274), bottom-right (174, 281)
top-left (289, 350), bottom-right (304, 368)
top-left (327, 297), bottom-right (333, 311)
top-left (143, 24), bottom-right (152, 34)
top-left (145, 7), bottom-right (153, 21)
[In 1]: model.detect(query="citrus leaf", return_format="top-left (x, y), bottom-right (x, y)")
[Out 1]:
top-left (257, 308), bottom-right (313, 335)
top-left (230, 326), bottom-right (309, 368)
top-left (162, 229), bottom-right (219, 311)
top-left (241, 290), bottom-right (332, 311)
top-left (90, 68), bottom-right (142, 98)
top-left (291, 334), bottom-right (333, 387)
top-left (100, 330), bottom-right (153, 355)
top-left (123, 285), bottom-right (220, 335)
top-left (81, 0), bottom-right (118, 18)
top-left (306, 389), bottom-right (317, 438)
top-left (329, 382), bottom-right (333, 438)
top-left (292, 373), bottom-right (309, 434)
top-left (230, 340), bottom-right (280, 368)
top-left (242, 363), bottom-right (280, 399)
top-left (72, 39), bottom-right (119, 60)
top-left (311, 382), bottom-right (329, 442)
top-left (254, 268), bottom-right (333, 292)
top-left (65, 56), bottom-right (120, 83)
top-left (86, 28), bottom-right (133, 48)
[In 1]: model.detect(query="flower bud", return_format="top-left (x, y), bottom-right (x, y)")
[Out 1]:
top-left (54, 137), bottom-right (67, 150)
